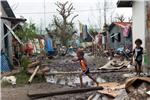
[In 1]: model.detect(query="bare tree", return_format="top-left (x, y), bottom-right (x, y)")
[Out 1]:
top-left (128, 17), bottom-right (132, 22)
top-left (115, 14), bottom-right (125, 22)
top-left (53, 1), bottom-right (78, 46)
top-left (96, 0), bottom-right (115, 29)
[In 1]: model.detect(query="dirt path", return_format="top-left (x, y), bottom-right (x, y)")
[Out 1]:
top-left (1, 55), bottom-right (129, 100)
top-left (1, 82), bottom-right (96, 100)
top-left (1, 71), bottom-right (128, 100)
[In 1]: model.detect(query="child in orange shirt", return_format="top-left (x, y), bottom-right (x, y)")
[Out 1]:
top-left (73, 49), bottom-right (99, 87)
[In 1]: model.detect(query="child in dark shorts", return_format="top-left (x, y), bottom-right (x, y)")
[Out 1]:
top-left (72, 49), bottom-right (98, 87)
top-left (133, 39), bottom-right (143, 76)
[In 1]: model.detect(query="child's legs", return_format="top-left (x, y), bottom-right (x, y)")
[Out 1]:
top-left (134, 61), bottom-right (138, 74)
top-left (137, 61), bottom-right (142, 74)
top-left (86, 74), bottom-right (98, 85)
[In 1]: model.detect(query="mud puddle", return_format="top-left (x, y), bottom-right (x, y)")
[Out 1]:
top-left (45, 74), bottom-right (105, 87)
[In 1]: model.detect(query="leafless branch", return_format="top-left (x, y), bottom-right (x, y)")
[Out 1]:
top-left (70, 14), bottom-right (78, 23)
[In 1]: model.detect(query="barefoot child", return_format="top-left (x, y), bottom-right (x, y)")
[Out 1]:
top-left (133, 39), bottom-right (143, 76)
top-left (73, 49), bottom-right (99, 87)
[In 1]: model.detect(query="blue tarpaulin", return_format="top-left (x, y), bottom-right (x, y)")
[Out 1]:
top-left (45, 37), bottom-right (54, 52)
top-left (0, 52), bottom-right (11, 72)
top-left (45, 37), bottom-right (55, 56)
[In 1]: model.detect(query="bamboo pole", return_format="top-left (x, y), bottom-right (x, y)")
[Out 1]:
top-left (28, 86), bottom-right (103, 99)
top-left (28, 60), bottom-right (40, 68)
top-left (28, 66), bottom-right (40, 83)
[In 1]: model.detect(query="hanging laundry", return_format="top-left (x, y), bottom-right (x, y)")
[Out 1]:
top-left (40, 39), bottom-right (45, 50)
top-left (83, 25), bottom-right (88, 40)
top-left (123, 25), bottom-right (131, 38)
top-left (98, 33), bottom-right (102, 48)
top-left (79, 22), bottom-right (83, 33)
top-left (45, 37), bottom-right (54, 55)
top-left (33, 40), bottom-right (37, 53)
top-left (25, 40), bottom-right (34, 55)
top-left (34, 39), bottom-right (40, 53)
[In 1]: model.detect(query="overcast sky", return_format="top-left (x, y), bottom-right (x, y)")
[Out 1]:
top-left (7, 0), bottom-right (132, 32)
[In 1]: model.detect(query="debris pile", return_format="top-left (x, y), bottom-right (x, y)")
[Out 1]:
top-left (87, 77), bottom-right (150, 100)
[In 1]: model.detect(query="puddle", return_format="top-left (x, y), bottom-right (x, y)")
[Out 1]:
top-left (45, 74), bottom-right (105, 87)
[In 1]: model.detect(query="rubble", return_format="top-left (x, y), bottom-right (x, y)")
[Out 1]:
top-left (125, 77), bottom-right (150, 99)
top-left (88, 77), bottom-right (150, 100)
top-left (98, 59), bottom-right (130, 70)
top-left (97, 82), bottom-right (125, 98)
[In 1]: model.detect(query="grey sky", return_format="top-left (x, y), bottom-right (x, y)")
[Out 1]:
top-left (7, 0), bottom-right (132, 31)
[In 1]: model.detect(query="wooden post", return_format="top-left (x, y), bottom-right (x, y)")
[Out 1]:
top-left (28, 86), bottom-right (103, 99)
top-left (145, 2), bottom-right (150, 74)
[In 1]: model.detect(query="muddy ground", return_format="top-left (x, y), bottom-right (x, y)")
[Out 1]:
top-left (1, 55), bottom-right (129, 100)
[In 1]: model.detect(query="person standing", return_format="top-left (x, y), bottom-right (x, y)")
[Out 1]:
top-left (133, 39), bottom-right (143, 76)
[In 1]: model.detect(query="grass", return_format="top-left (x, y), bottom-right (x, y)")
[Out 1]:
top-left (1, 55), bottom-right (46, 88)
top-left (1, 72), bottom-right (46, 87)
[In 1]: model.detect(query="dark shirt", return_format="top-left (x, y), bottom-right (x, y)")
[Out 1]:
top-left (133, 47), bottom-right (143, 62)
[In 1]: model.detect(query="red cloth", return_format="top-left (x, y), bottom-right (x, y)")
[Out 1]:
top-left (25, 43), bottom-right (33, 54)
top-left (123, 26), bottom-right (131, 37)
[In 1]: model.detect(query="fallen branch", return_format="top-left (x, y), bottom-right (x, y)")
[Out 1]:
top-left (28, 86), bottom-right (103, 99)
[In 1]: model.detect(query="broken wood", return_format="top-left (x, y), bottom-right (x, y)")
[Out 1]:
top-left (28, 86), bottom-right (103, 99)
top-left (27, 68), bottom-right (43, 75)
top-left (97, 82), bottom-right (125, 98)
top-left (125, 77), bottom-right (150, 93)
top-left (28, 60), bottom-right (40, 68)
top-left (28, 66), bottom-right (40, 83)
top-left (27, 66), bottom-right (50, 75)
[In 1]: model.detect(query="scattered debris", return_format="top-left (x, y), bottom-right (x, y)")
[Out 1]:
top-left (98, 59), bottom-right (130, 70)
top-left (125, 77), bottom-right (150, 98)
top-left (89, 77), bottom-right (150, 100)
top-left (97, 82), bottom-right (125, 98)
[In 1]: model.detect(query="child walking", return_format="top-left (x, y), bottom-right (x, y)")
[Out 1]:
top-left (73, 49), bottom-right (99, 87)
top-left (133, 39), bottom-right (143, 76)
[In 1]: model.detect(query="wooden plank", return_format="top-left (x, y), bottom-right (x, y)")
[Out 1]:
top-left (97, 82), bottom-right (125, 98)
top-left (45, 69), bottom-right (129, 75)
top-left (27, 86), bottom-right (103, 99)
